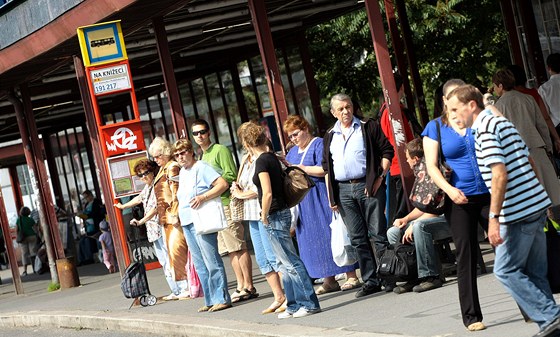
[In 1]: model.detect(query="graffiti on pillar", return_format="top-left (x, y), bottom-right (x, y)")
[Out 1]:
top-left (101, 121), bottom-right (145, 157)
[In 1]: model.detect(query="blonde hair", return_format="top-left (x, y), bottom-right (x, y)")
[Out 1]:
top-left (173, 138), bottom-right (193, 153)
top-left (149, 137), bottom-right (173, 157)
top-left (237, 122), bottom-right (267, 148)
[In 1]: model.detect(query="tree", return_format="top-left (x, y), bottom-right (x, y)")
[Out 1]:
top-left (307, 0), bottom-right (508, 120)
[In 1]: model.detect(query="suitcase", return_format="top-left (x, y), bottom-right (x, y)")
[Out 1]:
top-left (120, 226), bottom-right (156, 308)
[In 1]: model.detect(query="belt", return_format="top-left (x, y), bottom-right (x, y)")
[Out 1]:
top-left (338, 177), bottom-right (365, 184)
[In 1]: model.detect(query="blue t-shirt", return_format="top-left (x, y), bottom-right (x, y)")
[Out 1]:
top-left (176, 161), bottom-right (221, 226)
top-left (422, 118), bottom-right (487, 196)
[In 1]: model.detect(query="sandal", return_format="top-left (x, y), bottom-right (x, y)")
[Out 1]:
top-left (274, 299), bottom-right (288, 313)
top-left (262, 297), bottom-right (286, 314)
top-left (238, 287), bottom-right (259, 301)
top-left (315, 282), bottom-right (341, 295)
top-left (230, 289), bottom-right (243, 303)
top-left (341, 277), bottom-right (362, 291)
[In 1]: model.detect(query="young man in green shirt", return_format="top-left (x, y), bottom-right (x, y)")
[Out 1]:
top-left (192, 119), bottom-right (257, 302)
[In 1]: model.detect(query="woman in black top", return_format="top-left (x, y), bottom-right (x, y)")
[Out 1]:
top-left (238, 122), bottom-right (320, 319)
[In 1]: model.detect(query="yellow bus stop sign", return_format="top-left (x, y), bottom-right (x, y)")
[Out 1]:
top-left (77, 20), bottom-right (127, 67)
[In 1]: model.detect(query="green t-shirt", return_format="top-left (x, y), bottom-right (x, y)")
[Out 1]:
top-left (201, 143), bottom-right (238, 206)
top-left (17, 216), bottom-right (36, 238)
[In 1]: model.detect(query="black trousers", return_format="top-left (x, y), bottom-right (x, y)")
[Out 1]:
top-left (444, 193), bottom-right (490, 327)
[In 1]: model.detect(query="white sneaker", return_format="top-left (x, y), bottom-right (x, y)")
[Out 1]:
top-left (162, 293), bottom-right (179, 301)
top-left (292, 307), bottom-right (321, 318)
top-left (278, 311), bottom-right (293, 319)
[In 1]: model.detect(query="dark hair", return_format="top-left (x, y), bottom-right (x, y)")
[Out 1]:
top-left (82, 190), bottom-right (93, 198)
top-left (20, 206), bottom-right (31, 217)
top-left (446, 84), bottom-right (485, 110)
top-left (406, 138), bottom-right (424, 159)
top-left (492, 69), bottom-right (516, 91)
top-left (133, 159), bottom-right (158, 175)
top-left (547, 53), bottom-right (560, 73)
top-left (192, 119), bottom-right (210, 131)
top-left (506, 64), bottom-right (527, 86)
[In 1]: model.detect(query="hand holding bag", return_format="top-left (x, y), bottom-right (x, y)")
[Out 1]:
top-left (409, 121), bottom-right (452, 214)
top-left (330, 211), bottom-right (358, 267)
top-left (190, 167), bottom-right (228, 235)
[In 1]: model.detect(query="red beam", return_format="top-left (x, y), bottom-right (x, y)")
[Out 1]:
top-left (0, 187), bottom-right (24, 294)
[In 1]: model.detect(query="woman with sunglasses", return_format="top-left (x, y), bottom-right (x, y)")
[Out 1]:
top-left (173, 138), bottom-right (232, 312)
top-left (114, 159), bottom-right (189, 299)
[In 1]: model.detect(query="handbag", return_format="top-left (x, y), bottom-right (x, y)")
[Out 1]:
top-left (377, 243), bottom-right (418, 282)
top-left (230, 155), bottom-right (247, 222)
top-left (16, 217), bottom-right (24, 243)
top-left (190, 167), bottom-right (228, 235)
top-left (409, 121), bottom-right (452, 215)
top-left (282, 138), bottom-right (318, 208)
top-left (330, 211), bottom-right (358, 267)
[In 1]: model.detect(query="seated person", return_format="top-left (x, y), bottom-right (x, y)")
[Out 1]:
top-left (386, 138), bottom-right (452, 294)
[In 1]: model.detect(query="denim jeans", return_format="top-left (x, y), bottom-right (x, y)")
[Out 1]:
top-left (153, 236), bottom-right (188, 295)
top-left (494, 211), bottom-right (560, 330)
top-left (337, 181), bottom-right (387, 287)
top-left (182, 223), bottom-right (231, 306)
top-left (248, 220), bottom-right (278, 275)
top-left (265, 209), bottom-right (320, 313)
top-left (386, 216), bottom-right (451, 279)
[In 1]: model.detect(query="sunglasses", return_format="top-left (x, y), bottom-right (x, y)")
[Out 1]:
top-left (174, 150), bottom-right (188, 158)
top-left (137, 171), bottom-right (151, 178)
top-left (192, 129), bottom-right (208, 136)
top-left (288, 130), bottom-right (302, 140)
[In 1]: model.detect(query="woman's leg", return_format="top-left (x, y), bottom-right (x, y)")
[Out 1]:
top-left (195, 232), bottom-right (231, 305)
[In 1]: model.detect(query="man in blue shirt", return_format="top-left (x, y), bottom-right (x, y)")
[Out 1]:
top-left (322, 93), bottom-right (393, 298)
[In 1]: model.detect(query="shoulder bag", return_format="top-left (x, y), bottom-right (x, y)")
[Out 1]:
top-left (283, 138), bottom-right (317, 208)
top-left (409, 121), bottom-right (453, 215)
top-left (190, 165), bottom-right (228, 235)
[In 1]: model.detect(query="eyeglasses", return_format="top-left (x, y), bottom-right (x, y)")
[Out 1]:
top-left (153, 154), bottom-right (163, 160)
top-left (174, 150), bottom-right (188, 158)
top-left (192, 129), bottom-right (208, 136)
top-left (288, 130), bottom-right (302, 140)
top-left (137, 171), bottom-right (151, 178)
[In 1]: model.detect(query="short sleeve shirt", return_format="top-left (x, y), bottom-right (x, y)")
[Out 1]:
top-left (177, 161), bottom-right (221, 226)
top-left (253, 152), bottom-right (287, 214)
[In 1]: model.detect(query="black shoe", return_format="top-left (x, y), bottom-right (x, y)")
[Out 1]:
top-left (412, 277), bottom-right (443, 293)
top-left (355, 285), bottom-right (382, 298)
top-left (534, 317), bottom-right (560, 337)
top-left (393, 280), bottom-right (420, 294)
top-left (383, 281), bottom-right (396, 293)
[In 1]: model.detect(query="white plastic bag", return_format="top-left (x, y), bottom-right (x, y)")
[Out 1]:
top-left (330, 211), bottom-right (358, 267)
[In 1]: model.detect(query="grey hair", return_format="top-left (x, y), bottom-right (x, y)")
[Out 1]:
top-left (330, 93), bottom-right (353, 110)
top-left (148, 137), bottom-right (173, 157)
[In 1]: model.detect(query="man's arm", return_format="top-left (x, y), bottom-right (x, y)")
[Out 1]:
top-left (217, 147), bottom-right (238, 184)
top-left (488, 162), bottom-right (507, 246)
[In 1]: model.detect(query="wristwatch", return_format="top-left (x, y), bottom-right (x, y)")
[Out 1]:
top-left (488, 212), bottom-right (498, 219)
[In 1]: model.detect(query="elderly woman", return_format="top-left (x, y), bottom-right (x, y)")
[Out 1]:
top-left (149, 137), bottom-right (189, 300)
top-left (232, 122), bottom-right (286, 314)
top-left (114, 159), bottom-right (186, 297)
top-left (174, 138), bottom-right (231, 313)
top-left (238, 122), bottom-right (320, 319)
top-left (16, 206), bottom-right (38, 276)
top-left (283, 115), bottom-right (359, 294)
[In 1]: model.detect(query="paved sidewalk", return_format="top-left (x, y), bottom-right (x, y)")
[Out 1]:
top-left (0, 244), bottom-right (555, 337)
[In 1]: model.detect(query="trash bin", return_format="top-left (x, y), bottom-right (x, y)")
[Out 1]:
top-left (56, 256), bottom-right (80, 289)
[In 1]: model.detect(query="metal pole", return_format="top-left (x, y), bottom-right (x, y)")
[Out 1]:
top-left (0, 186), bottom-right (24, 294)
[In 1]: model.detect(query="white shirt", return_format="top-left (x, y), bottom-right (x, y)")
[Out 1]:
top-left (538, 73), bottom-right (560, 126)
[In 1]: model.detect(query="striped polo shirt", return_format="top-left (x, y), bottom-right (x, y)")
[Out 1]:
top-left (471, 109), bottom-right (551, 224)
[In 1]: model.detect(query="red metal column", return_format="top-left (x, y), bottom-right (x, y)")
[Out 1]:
top-left (8, 166), bottom-right (24, 212)
top-left (297, 32), bottom-right (326, 135)
top-left (7, 89), bottom-right (60, 285)
top-left (364, 0), bottom-right (414, 209)
top-left (395, 0), bottom-right (428, 126)
top-left (152, 16), bottom-right (188, 139)
top-left (516, 0), bottom-right (548, 85)
top-left (383, 0), bottom-right (416, 115)
top-left (499, 0), bottom-right (524, 66)
top-left (20, 85), bottom-right (65, 261)
top-left (248, 0), bottom-right (290, 150)
top-left (0, 187), bottom-right (24, 294)
top-left (74, 56), bottom-right (127, 274)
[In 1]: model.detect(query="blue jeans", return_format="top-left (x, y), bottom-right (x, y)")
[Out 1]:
top-left (153, 236), bottom-right (188, 295)
top-left (248, 220), bottom-right (278, 274)
top-left (494, 211), bottom-right (560, 330)
top-left (182, 223), bottom-right (231, 306)
top-left (265, 209), bottom-right (320, 313)
top-left (387, 216), bottom-right (451, 278)
top-left (337, 181), bottom-right (387, 287)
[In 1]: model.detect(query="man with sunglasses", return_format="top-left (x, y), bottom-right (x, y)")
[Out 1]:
top-left (191, 119), bottom-right (257, 302)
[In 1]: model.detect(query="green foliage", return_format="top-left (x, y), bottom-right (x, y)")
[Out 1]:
top-left (47, 282), bottom-right (60, 292)
top-left (307, 0), bottom-right (509, 120)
